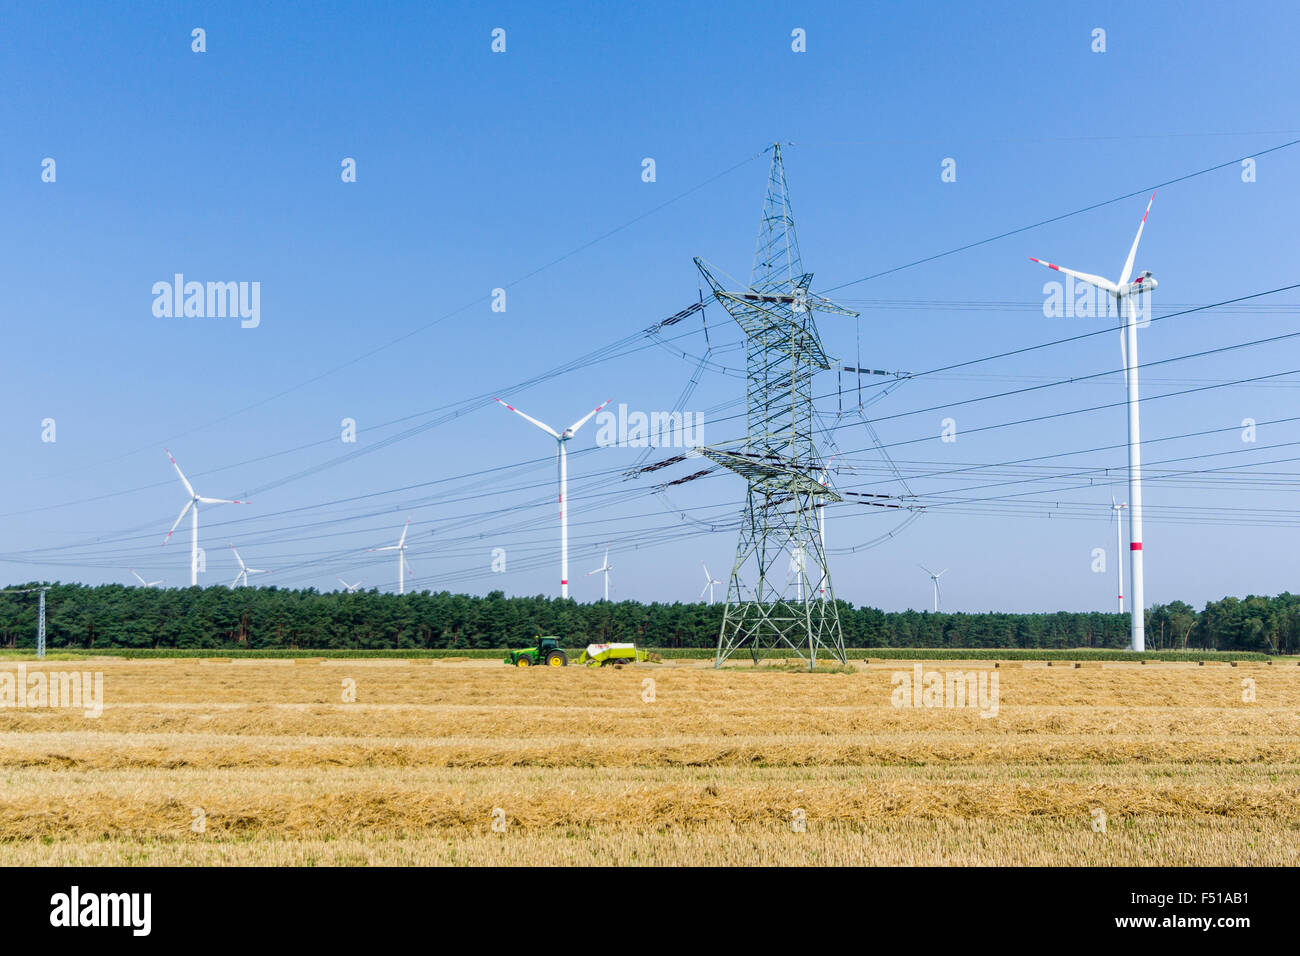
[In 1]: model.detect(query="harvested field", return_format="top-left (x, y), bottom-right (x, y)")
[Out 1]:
top-left (1, 657), bottom-right (1297, 865)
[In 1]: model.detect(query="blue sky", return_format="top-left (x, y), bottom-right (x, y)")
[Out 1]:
top-left (2, 0), bottom-right (1298, 612)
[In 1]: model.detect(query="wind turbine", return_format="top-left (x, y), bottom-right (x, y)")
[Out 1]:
top-left (1030, 193), bottom-right (1157, 651)
top-left (919, 564), bottom-right (947, 613)
top-left (699, 561), bottom-right (721, 604)
top-left (1110, 495), bottom-right (1128, 614)
top-left (162, 449), bottom-right (247, 586)
top-left (788, 546), bottom-right (806, 602)
top-left (585, 545), bottom-right (613, 601)
top-left (815, 458), bottom-right (834, 601)
top-left (369, 516), bottom-right (413, 595)
top-left (493, 397), bottom-right (612, 599)
top-left (337, 578), bottom-right (363, 593)
top-left (229, 544), bottom-right (269, 588)
top-left (129, 569), bottom-right (164, 588)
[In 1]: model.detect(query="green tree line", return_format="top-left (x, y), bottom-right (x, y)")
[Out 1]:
top-left (1, 584), bottom-right (1296, 653)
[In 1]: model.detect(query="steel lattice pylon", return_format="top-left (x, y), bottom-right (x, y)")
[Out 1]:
top-left (696, 144), bottom-right (858, 669)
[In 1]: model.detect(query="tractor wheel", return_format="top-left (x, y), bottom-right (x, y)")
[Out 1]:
top-left (515, 656), bottom-right (532, 668)
top-left (545, 650), bottom-right (568, 667)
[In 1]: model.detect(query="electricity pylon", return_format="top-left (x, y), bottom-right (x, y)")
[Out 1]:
top-left (696, 144), bottom-right (856, 669)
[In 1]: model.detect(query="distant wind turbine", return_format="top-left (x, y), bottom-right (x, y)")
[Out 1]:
top-left (129, 569), bottom-right (164, 588)
top-left (337, 578), bottom-right (363, 593)
top-left (919, 564), bottom-right (947, 613)
top-left (585, 545), bottom-right (613, 601)
top-left (1111, 495), bottom-right (1128, 614)
top-left (493, 397), bottom-right (612, 599)
top-left (162, 449), bottom-right (247, 586)
top-left (699, 561), bottom-right (722, 604)
top-left (815, 459), bottom-right (834, 601)
top-left (229, 544), bottom-right (269, 588)
top-left (369, 516), bottom-right (414, 595)
top-left (788, 546), bottom-right (806, 602)
top-left (1030, 193), bottom-right (1158, 651)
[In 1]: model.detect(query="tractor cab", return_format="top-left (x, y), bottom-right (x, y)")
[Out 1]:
top-left (505, 635), bottom-right (569, 668)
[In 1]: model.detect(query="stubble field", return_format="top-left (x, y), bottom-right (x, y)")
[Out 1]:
top-left (1, 657), bottom-right (1297, 865)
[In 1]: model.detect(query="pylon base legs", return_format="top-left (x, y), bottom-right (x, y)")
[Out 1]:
top-left (715, 598), bottom-right (846, 670)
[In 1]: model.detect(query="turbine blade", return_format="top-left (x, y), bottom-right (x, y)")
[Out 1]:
top-left (370, 546), bottom-right (399, 552)
top-left (1118, 192), bottom-right (1155, 287)
top-left (198, 497), bottom-right (244, 505)
top-left (1028, 258), bottom-right (1118, 295)
top-left (493, 398), bottom-right (560, 438)
top-left (230, 545), bottom-right (246, 570)
top-left (699, 582), bottom-right (710, 600)
top-left (566, 398), bottom-right (614, 436)
top-left (398, 516), bottom-right (411, 548)
top-left (1120, 324), bottom-right (1129, 391)
top-left (165, 449), bottom-right (196, 498)
top-left (130, 569), bottom-right (146, 586)
top-left (163, 499), bottom-right (194, 543)
top-left (702, 561), bottom-right (711, 582)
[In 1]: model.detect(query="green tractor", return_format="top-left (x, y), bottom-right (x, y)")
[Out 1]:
top-left (505, 635), bottom-right (569, 668)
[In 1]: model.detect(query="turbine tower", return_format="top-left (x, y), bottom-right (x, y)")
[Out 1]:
top-left (920, 564), bottom-right (947, 613)
top-left (493, 397), bottom-right (612, 599)
top-left (1111, 495), bottom-right (1127, 613)
top-left (696, 144), bottom-right (856, 669)
top-left (162, 449), bottom-right (246, 586)
top-left (1030, 193), bottom-right (1157, 651)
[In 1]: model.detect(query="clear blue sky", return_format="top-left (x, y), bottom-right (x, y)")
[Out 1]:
top-left (2, 0), bottom-right (1298, 612)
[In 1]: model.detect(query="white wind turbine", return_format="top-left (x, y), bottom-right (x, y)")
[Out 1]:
top-left (229, 544), bottom-right (269, 588)
top-left (1110, 494), bottom-right (1128, 614)
top-left (129, 569), bottom-right (165, 588)
top-left (493, 397), bottom-right (612, 599)
top-left (919, 564), bottom-right (947, 613)
top-left (1030, 193), bottom-right (1157, 651)
top-left (788, 545), bottom-right (807, 601)
top-left (815, 458), bottom-right (834, 602)
top-left (337, 578), bottom-right (364, 593)
top-left (699, 561), bottom-right (722, 604)
top-left (585, 545), bottom-right (613, 601)
top-left (162, 449), bottom-right (247, 586)
top-left (369, 516), bottom-right (414, 595)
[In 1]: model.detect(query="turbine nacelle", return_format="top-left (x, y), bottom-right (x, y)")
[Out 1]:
top-left (1123, 271), bottom-right (1157, 297)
